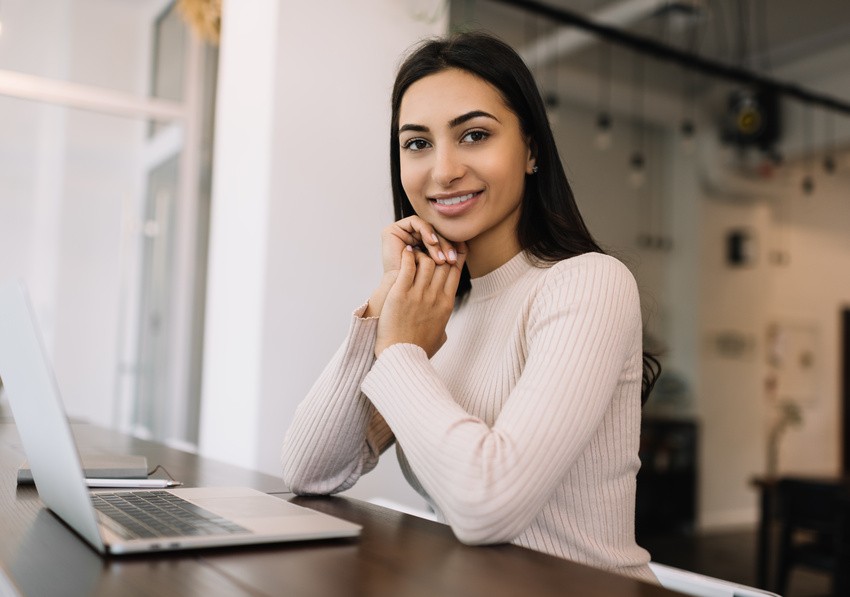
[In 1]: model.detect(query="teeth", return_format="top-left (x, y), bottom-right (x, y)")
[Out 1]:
top-left (435, 193), bottom-right (475, 206)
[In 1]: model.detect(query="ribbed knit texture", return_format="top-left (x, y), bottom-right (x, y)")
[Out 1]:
top-left (282, 251), bottom-right (656, 583)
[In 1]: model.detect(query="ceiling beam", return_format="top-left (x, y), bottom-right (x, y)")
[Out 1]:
top-left (487, 0), bottom-right (850, 117)
top-left (520, 0), bottom-right (668, 68)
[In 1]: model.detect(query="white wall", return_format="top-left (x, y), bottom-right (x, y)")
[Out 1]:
top-left (768, 171), bottom-right (850, 475)
top-left (199, 0), bottom-right (446, 509)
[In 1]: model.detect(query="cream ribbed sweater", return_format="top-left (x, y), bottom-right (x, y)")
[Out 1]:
top-left (281, 251), bottom-right (655, 582)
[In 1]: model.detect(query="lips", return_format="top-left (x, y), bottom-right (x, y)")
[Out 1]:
top-left (429, 190), bottom-right (482, 216)
top-left (434, 192), bottom-right (475, 206)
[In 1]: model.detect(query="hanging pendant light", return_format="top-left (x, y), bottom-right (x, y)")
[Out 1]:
top-left (629, 151), bottom-right (646, 189)
top-left (801, 105), bottom-right (815, 195)
top-left (823, 110), bottom-right (837, 174)
top-left (680, 118), bottom-right (696, 153)
top-left (629, 52), bottom-right (646, 189)
top-left (544, 23), bottom-right (561, 127)
top-left (595, 112), bottom-right (613, 150)
top-left (595, 42), bottom-right (613, 151)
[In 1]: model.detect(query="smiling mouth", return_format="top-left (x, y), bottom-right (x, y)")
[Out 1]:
top-left (431, 191), bottom-right (481, 206)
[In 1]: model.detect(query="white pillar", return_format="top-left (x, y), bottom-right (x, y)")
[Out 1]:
top-left (198, 0), bottom-right (280, 466)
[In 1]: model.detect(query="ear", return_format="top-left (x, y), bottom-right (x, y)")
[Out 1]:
top-left (525, 139), bottom-right (537, 175)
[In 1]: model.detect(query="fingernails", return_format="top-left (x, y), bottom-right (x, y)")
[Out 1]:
top-left (448, 250), bottom-right (457, 261)
top-left (406, 245), bottom-right (414, 252)
top-left (438, 251), bottom-right (446, 261)
top-left (431, 234), bottom-right (438, 243)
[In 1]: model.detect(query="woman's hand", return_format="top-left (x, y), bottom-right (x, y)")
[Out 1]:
top-left (365, 216), bottom-right (459, 318)
top-left (380, 215), bottom-right (458, 274)
top-left (375, 242), bottom-right (467, 359)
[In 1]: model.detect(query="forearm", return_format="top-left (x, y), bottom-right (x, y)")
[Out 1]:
top-left (281, 307), bottom-right (393, 494)
top-left (362, 345), bottom-right (540, 542)
top-left (361, 258), bottom-right (641, 543)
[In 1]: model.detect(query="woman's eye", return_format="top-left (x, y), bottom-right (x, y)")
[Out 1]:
top-left (402, 138), bottom-right (430, 151)
top-left (461, 130), bottom-right (489, 144)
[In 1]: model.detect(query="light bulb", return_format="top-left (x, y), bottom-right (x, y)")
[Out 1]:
top-left (629, 152), bottom-right (645, 188)
top-left (595, 113), bottom-right (612, 150)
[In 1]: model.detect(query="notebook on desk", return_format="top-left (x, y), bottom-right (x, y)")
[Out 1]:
top-left (17, 453), bottom-right (148, 484)
top-left (0, 280), bottom-right (360, 555)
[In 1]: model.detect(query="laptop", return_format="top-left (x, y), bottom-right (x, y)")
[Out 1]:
top-left (0, 280), bottom-right (360, 555)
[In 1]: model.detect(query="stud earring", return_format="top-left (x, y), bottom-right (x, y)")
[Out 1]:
top-left (531, 165), bottom-right (539, 174)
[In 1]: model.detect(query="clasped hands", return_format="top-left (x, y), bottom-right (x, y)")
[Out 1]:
top-left (366, 216), bottom-right (467, 359)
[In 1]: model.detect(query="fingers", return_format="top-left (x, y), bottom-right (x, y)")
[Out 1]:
top-left (400, 246), bottom-right (462, 304)
top-left (395, 245), bottom-right (417, 290)
top-left (386, 226), bottom-right (417, 247)
top-left (381, 248), bottom-right (455, 360)
top-left (444, 241), bottom-right (468, 295)
top-left (394, 216), bottom-right (458, 266)
top-left (411, 249), bottom-right (436, 294)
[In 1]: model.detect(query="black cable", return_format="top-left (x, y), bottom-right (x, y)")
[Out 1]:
top-left (147, 464), bottom-right (179, 481)
top-left (597, 41), bottom-right (611, 113)
top-left (632, 51), bottom-right (645, 155)
top-left (485, 0), bottom-right (850, 116)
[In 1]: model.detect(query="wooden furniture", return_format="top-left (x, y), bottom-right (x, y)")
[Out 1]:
top-left (636, 418), bottom-right (698, 536)
top-left (774, 478), bottom-right (850, 596)
top-left (0, 420), bottom-right (679, 596)
top-left (751, 475), bottom-right (850, 594)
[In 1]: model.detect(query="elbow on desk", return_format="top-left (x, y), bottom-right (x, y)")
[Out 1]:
top-left (283, 473), bottom-right (347, 496)
top-left (445, 512), bottom-right (525, 546)
top-left (450, 523), bottom-right (518, 547)
top-left (281, 461), bottom-right (332, 496)
top-left (437, 484), bottom-right (537, 546)
top-left (281, 458), bottom-right (359, 496)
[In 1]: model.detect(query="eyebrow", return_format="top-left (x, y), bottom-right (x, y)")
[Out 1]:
top-left (449, 110), bottom-right (499, 128)
top-left (398, 110), bottom-right (500, 134)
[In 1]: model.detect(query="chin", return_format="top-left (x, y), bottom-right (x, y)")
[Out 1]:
top-left (429, 223), bottom-right (477, 244)
top-left (437, 232), bottom-right (471, 244)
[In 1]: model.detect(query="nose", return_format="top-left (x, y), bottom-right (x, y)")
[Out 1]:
top-left (431, 145), bottom-right (466, 187)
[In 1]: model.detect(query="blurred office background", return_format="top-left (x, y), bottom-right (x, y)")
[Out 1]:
top-left (1, 1), bottom-right (850, 592)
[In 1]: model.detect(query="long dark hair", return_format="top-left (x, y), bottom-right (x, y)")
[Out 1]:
top-left (389, 31), bottom-right (659, 404)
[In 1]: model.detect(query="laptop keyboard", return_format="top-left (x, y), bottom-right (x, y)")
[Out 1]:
top-left (91, 490), bottom-right (249, 540)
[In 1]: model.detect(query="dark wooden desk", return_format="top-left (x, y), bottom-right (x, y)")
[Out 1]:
top-left (1, 420), bottom-right (677, 596)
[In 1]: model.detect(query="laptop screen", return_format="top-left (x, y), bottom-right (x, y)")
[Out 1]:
top-left (0, 281), bottom-right (105, 551)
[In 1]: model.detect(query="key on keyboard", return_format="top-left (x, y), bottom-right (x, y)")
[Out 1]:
top-left (91, 490), bottom-right (249, 539)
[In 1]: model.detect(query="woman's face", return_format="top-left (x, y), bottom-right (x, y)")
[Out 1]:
top-left (397, 68), bottom-right (535, 254)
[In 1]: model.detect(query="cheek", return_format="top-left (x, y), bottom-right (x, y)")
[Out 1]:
top-left (400, 161), bottom-right (428, 203)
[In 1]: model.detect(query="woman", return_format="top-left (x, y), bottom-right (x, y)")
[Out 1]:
top-left (282, 31), bottom-right (659, 583)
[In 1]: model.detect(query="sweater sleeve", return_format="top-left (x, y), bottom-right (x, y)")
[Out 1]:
top-left (281, 304), bottom-right (395, 495)
top-left (360, 256), bottom-right (642, 544)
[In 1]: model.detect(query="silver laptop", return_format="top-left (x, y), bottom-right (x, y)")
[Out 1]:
top-left (0, 280), bottom-right (360, 555)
